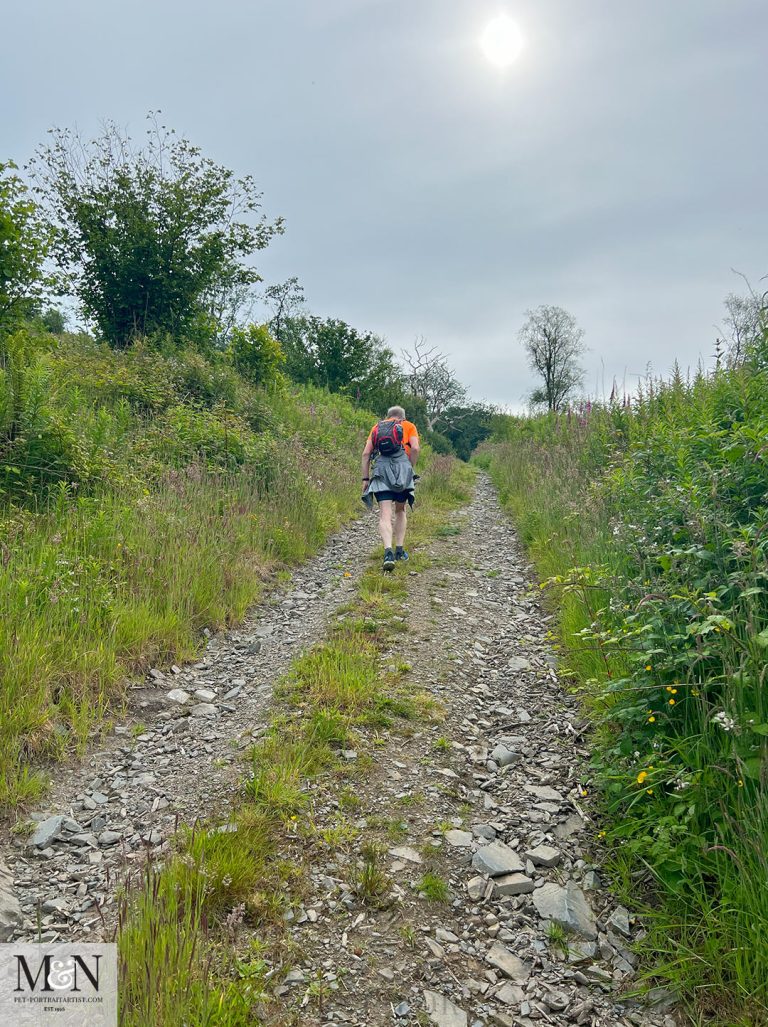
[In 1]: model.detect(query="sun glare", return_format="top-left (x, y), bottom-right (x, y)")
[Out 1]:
top-left (480, 14), bottom-right (524, 68)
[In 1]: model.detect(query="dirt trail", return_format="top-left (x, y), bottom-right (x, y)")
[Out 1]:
top-left (2, 474), bottom-right (675, 1027)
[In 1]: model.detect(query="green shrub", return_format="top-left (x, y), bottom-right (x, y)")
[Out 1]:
top-left (230, 323), bottom-right (285, 387)
top-left (482, 363), bottom-right (768, 1021)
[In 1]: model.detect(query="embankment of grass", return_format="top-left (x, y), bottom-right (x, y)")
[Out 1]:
top-left (116, 455), bottom-right (475, 1027)
top-left (478, 362), bottom-right (768, 1026)
top-left (1, 332), bottom-right (373, 812)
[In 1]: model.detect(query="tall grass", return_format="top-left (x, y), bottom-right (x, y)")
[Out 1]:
top-left (479, 357), bottom-right (768, 1025)
top-left (0, 331), bottom-right (372, 811)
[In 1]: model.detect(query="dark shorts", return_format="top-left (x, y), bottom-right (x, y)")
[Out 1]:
top-left (374, 490), bottom-right (410, 504)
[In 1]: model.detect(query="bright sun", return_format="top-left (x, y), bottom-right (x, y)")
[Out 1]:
top-left (479, 14), bottom-right (525, 68)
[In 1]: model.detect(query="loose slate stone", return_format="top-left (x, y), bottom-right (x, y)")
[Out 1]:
top-left (423, 990), bottom-right (468, 1027)
top-left (444, 829), bottom-right (473, 848)
top-left (472, 841), bottom-right (524, 877)
top-left (493, 872), bottom-right (534, 897)
top-left (523, 784), bottom-right (564, 803)
top-left (466, 876), bottom-right (486, 901)
top-left (533, 881), bottom-right (597, 940)
top-left (507, 656), bottom-right (531, 672)
top-left (607, 905), bottom-right (632, 938)
top-left (189, 702), bottom-right (217, 717)
top-left (388, 846), bottom-right (422, 864)
top-left (524, 843), bottom-right (561, 867)
top-left (489, 745), bottom-right (517, 767)
top-left (486, 942), bottom-right (530, 983)
top-left (29, 816), bottom-right (65, 848)
top-left (166, 689), bottom-right (190, 705)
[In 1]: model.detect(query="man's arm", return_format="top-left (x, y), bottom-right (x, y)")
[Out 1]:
top-left (361, 438), bottom-right (373, 488)
top-left (408, 437), bottom-right (420, 467)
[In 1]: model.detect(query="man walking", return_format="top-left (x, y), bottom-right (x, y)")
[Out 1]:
top-left (361, 406), bottom-right (420, 571)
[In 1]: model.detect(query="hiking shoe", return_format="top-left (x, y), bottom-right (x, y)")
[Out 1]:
top-left (395, 548), bottom-right (409, 562)
top-left (383, 549), bottom-right (395, 572)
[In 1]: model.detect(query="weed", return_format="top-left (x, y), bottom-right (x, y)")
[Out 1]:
top-left (417, 872), bottom-right (449, 902)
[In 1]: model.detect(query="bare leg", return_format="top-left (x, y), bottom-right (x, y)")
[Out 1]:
top-left (393, 502), bottom-right (407, 547)
top-left (378, 500), bottom-right (394, 549)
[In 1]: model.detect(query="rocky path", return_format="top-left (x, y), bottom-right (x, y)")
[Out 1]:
top-left (1, 474), bottom-right (675, 1027)
top-left (1, 514), bottom-right (373, 942)
top-left (266, 476), bottom-right (675, 1027)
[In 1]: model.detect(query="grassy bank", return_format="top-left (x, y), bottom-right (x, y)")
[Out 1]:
top-left (116, 454), bottom-right (475, 1026)
top-left (478, 362), bottom-right (768, 1025)
top-left (0, 329), bottom-right (372, 811)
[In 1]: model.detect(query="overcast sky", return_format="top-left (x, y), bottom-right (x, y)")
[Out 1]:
top-left (3, 0), bottom-right (767, 408)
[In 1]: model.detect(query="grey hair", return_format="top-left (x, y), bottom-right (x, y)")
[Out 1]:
top-left (386, 405), bottom-right (406, 419)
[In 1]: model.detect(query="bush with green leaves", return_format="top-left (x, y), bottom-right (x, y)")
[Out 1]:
top-left (230, 323), bottom-right (285, 386)
top-left (481, 358), bottom-right (768, 1021)
top-left (0, 161), bottom-right (53, 337)
top-left (30, 116), bottom-right (282, 349)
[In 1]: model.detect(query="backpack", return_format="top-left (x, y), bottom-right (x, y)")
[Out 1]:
top-left (371, 419), bottom-right (404, 456)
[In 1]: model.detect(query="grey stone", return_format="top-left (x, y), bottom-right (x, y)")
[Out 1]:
top-left (567, 940), bottom-right (598, 964)
top-left (0, 860), bottom-right (22, 941)
top-left (490, 745), bottom-right (517, 767)
top-left (389, 846), bottom-right (422, 864)
top-left (524, 784), bottom-right (563, 803)
top-left (423, 990), bottom-right (468, 1027)
top-left (466, 876), bottom-right (486, 901)
top-left (189, 702), bottom-right (217, 717)
top-left (533, 881), bottom-right (597, 940)
top-left (524, 844), bottom-right (561, 867)
top-left (554, 814), bottom-right (585, 840)
top-left (486, 942), bottom-right (530, 983)
top-left (193, 688), bottom-right (216, 702)
top-left (98, 831), bottom-right (122, 847)
top-left (445, 829), bottom-right (473, 848)
top-left (582, 870), bottom-right (601, 891)
top-left (394, 1001), bottom-right (411, 1017)
top-left (507, 656), bottom-right (531, 672)
top-left (607, 905), bottom-right (632, 938)
top-left (435, 927), bottom-right (459, 944)
top-left (472, 841), bottom-right (524, 877)
top-left (493, 872), bottom-right (534, 897)
top-left (495, 983), bottom-right (525, 1006)
top-left (166, 688), bottom-right (190, 704)
top-left (29, 815), bottom-right (65, 848)
top-left (471, 823), bottom-right (496, 840)
top-left (283, 969), bottom-right (305, 985)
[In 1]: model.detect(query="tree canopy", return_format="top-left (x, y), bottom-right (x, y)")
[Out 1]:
top-left (519, 305), bottom-right (585, 411)
top-left (29, 116), bottom-right (282, 349)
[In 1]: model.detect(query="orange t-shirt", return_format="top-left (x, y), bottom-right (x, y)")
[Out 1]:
top-left (368, 419), bottom-right (419, 453)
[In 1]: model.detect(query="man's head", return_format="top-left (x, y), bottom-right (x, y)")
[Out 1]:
top-left (386, 405), bottom-right (406, 420)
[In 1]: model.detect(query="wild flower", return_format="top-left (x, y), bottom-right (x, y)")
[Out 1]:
top-left (637, 770), bottom-right (649, 784)
top-left (712, 711), bottom-right (736, 733)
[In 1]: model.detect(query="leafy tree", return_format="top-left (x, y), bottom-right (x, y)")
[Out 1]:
top-left (29, 115), bottom-right (283, 349)
top-left (720, 288), bottom-right (767, 365)
top-left (0, 162), bottom-right (53, 337)
top-left (281, 315), bottom-right (403, 410)
top-left (402, 337), bottom-right (467, 430)
top-left (441, 403), bottom-right (495, 461)
top-left (519, 305), bottom-right (585, 411)
top-left (264, 277), bottom-right (305, 342)
top-left (230, 323), bottom-right (285, 387)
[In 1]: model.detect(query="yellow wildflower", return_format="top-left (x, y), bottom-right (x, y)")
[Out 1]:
top-left (669, 699), bottom-right (675, 705)
top-left (648, 716), bottom-right (656, 723)
top-left (637, 771), bottom-right (648, 784)
top-left (645, 665), bottom-right (652, 671)
top-left (646, 788), bottom-right (654, 795)
top-left (738, 779), bottom-right (744, 788)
